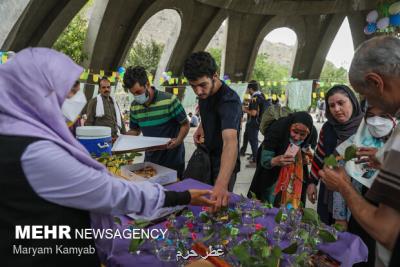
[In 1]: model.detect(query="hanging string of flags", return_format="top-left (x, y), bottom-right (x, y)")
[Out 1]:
top-left (1, 52), bottom-right (343, 98)
top-left (0, 52), bottom-right (9, 64)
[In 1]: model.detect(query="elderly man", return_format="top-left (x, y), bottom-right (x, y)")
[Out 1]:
top-left (319, 36), bottom-right (400, 266)
top-left (86, 77), bottom-right (126, 139)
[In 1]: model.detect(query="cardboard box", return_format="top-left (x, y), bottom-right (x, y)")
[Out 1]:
top-left (120, 162), bottom-right (177, 185)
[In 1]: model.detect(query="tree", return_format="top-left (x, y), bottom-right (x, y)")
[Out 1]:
top-left (53, 13), bottom-right (88, 64)
top-left (251, 53), bottom-right (289, 82)
top-left (124, 40), bottom-right (164, 75)
top-left (320, 61), bottom-right (348, 85)
top-left (206, 47), bottom-right (222, 71)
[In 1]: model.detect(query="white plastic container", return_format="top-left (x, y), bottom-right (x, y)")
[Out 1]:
top-left (76, 126), bottom-right (112, 157)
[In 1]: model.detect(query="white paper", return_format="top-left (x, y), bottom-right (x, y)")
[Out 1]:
top-left (112, 135), bottom-right (171, 152)
top-left (335, 120), bottom-right (385, 188)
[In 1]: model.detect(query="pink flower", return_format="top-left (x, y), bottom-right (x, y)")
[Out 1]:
top-left (187, 222), bottom-right (194, 229)
top-left (255, 224), bottom-right (263, 231)
top-left (191, 232), bottom-right (197, 240)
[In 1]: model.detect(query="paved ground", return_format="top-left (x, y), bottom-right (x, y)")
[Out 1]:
top-left (136, 113), bottom-right (324, 209)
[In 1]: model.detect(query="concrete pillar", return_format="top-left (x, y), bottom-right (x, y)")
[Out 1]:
top-left (347, 11), bottom-right (370, 49)
top-left (223, 13), bottom-right (270, 82)
top-left (0, 0), bottom-right (30, 48)
top-left (166, 5), bottom-right (227, 76)
top-left (291, 14), bottom-right (345, 80)
top-left (1, 0), bottom-right (86, 51)
top-left (154, 16), bottom-right (181, 87)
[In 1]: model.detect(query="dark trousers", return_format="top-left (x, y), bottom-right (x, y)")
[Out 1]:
top-left (247, 126), bottom-right (259, 161)
top-left (240, 124), bottom-right (249, 154)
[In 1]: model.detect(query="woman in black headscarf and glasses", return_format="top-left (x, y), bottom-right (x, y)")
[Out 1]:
top-left (306, 85), bottom-right (364, 227)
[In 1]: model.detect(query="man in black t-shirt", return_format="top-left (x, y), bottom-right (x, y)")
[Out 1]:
top-left (183, 52), bottom-right (242, 212)
top-left (242, 81), bottom-right (267, 167)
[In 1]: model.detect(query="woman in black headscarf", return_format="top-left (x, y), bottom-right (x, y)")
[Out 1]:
top-left (248, 112), bottom-right (317, 208)
top-left (306, 85), bottom-right (364, 226)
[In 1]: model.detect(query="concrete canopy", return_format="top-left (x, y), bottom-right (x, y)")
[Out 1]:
top-left (1, 0), bottom-right (377, 81)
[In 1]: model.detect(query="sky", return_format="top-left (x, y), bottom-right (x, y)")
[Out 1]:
top-left (265, 17), bottom-right (354, 70)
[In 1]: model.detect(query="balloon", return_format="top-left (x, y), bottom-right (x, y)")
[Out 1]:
top-left (366, 10), bottom-right (379, 23)
top-left (364, 26), bottom-right (373, 35)
top-left (389, 1), bottom-right (400, 15)
top-left (367, 23), bottom-right (377, 33)
top-left (377, 17), bottom-right (390, 29)
top-left (118, 66), bottom-right (125, 74)
top-left (390, 14), bottom-right (400, 26)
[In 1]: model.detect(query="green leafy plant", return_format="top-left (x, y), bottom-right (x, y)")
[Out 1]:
top-left (324, 145), bottom-right (358, 168)
top-left (324, 154), bottom-right (338, 168)
top-left (318, 229), bottom-right (337, 243)
top-left (275, 209), bottom-right (283, 224)
top-left (282, 242), bottom-right (298, 254)
top-left (301, 208), bottom-right (321, 226)
top-left (344, 145), bottom-right (358, 161)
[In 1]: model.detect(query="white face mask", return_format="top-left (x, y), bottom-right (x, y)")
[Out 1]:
top-left (61, 90), bottom-right (87, 123)
top-left (366, 116), bottom-right (395, 138)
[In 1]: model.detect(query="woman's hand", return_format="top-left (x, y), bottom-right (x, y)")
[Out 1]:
top-left (307, 184), bottom-right (318, 204)
top-left (356, 147), bottom-right (381, 169)
top-left (271, 154), bottom-right (295, 167)
top-left (188, 189), bottom-right (216, 207)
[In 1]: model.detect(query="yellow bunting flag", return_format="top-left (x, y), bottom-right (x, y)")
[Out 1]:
top-left (159, 77), bottom-right (164, 84)
top-left (320, 92), bottom-right (325, 98)
top-left (100, 70), bottom-right (105, 77)
top-left (2, 55), bottom-right (7, 63)
top-left (312, 92), bottom-right (317, 99)
top-left (93, 75), bottom-right (99, 82)
top-left (112, 72), bottom-right (116, 77)
top-left (168, 79), bottom-right (174, 85)
top-left (109, 76), bottom-right (116, 83)
top-left (272, 94), bottom-right (277, 101)
top-left (273, 81), bottom-right (278, 86)
top-left (267, 81), bottom-right (271, 86)
top-left (280, 94), bottom-right (286, 101)
top-left (259, 81), bottom-right (265, 86)
top-left (173, 88), bottom-right (179, 95)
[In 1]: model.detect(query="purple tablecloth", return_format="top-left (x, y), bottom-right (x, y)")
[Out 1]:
top-left (92, 179), bottom-right (368, 267)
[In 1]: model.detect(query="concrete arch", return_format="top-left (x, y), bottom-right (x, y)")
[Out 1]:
top-left (165, 5), bottom-right (228, 75)
top-left (1, 0), bottom-right (86, 51)
top-left (83, 0), bottom-right (196, 71)
top-left (290, 13), bottom-right (346, 80)
top-left (246, 16), bottom-right (306, 80)
top-left (196, 0), bottom-right (377, 16)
